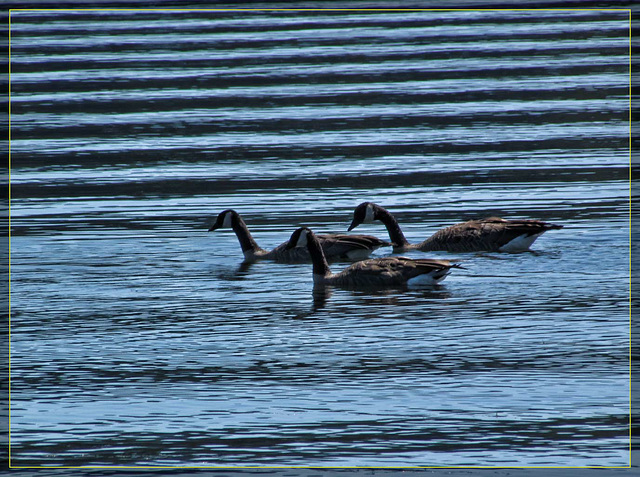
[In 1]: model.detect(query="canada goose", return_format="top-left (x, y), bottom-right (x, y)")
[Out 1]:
top-left (208, 209), bottom-right (390, 263)
top-left (348, 202), bottom-right (563, 253)
top-left (286, 227), bottom-right (461, 288)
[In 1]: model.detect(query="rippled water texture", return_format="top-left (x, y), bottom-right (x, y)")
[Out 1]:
top-left (9, 8), bottom-right (630, 468)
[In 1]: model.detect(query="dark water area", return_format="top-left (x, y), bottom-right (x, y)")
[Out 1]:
top-left (8, 7), bottom-right (630, 469)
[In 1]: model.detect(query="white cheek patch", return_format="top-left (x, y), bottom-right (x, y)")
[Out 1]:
top-left (364, 203), bottom-right (375, 223)
top-left (222, 212), bottom-right (233, 228)
top-left (296, 230), bottom-right (309, 247)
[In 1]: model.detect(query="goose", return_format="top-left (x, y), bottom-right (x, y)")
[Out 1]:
top-left (348, 202), bottom-right (563, 253)
top-left (208, 209), bottom-right (391, 263)
top-left (286, 227), bottom-right (461, 288)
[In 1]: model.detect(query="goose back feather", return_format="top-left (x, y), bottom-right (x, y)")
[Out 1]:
top-left (421, 217), bottom-right (563, 252)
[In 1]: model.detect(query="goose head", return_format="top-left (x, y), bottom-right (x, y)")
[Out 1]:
top-left (285, 227), bottom-right (312, 249)
top-left (348, 202), bottom-right (377, 231)
top-left (208, 209), bottom-right (237, 231)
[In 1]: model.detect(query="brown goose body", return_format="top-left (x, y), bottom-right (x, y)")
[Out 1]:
top-left (286, 227), bottom-right (460, 288)
top-left (208, 209), bottom-right (391, 263)
top-left (348, 202), bottom-right (563, 253)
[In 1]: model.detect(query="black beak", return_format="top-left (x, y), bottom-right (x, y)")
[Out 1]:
top-left (208, 224), bottom-right (219, 232)
top-left (347, 220), bottom-right (358, 232)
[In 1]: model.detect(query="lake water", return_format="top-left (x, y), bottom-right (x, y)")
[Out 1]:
top-left (8, 7), bottom-right (631, 468)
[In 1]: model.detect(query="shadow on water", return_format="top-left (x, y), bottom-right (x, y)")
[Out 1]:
top-left (284, 283), bottom-right (454, 319)
top-left (308, 283), bottom-right (454, 310)
top-left (234, 260), bottom-right (255, 277)
top-left (472, 248), bottom-right (563, 260)
top-left (212, 261), bottom-right (256, 281)
top-left (283, 287), bottom-right (335, 318)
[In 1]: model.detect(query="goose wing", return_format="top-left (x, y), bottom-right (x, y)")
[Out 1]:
top-left (262, 234), bottom-right (389, 263)
top-left (335, 256), bottom-right (456, 287)
top-left (422, 217), bottom-right (563, 252)
top-left (264, 241), bottom-right (312, 263)
top-left (316, 233), bottom-right (391, 258)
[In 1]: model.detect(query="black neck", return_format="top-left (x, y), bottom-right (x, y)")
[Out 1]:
top-left (232, 215), bottom-right (262, 253)
top-left (374, 205), bottom-right (410, 247)
top-left (306, 231), bottom-right (331, 277)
